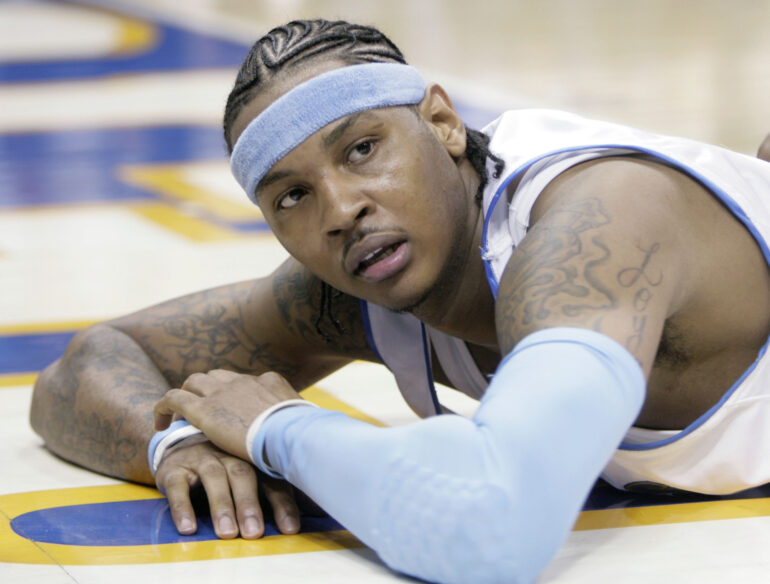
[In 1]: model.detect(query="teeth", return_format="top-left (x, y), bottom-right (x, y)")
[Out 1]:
top-left (357, 244), bottom-right (398, 272)
top-left (362, 248), bottom-right (382, 263)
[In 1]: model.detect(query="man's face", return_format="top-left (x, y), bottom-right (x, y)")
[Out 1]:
top-left (231, 65), bottom-right (480, 312)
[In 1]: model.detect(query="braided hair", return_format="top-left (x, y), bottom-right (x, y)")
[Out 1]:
top-left (223, 19), bottom-right (503, 199)
top-left (223, 20), bottom-right (504, 337)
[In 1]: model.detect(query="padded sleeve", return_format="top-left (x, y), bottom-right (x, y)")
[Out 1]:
top-left (256, 327), bottom-right (645, 583)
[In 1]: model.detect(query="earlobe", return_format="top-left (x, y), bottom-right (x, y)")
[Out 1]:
top-left (417, 84), bottom-right (467, 158)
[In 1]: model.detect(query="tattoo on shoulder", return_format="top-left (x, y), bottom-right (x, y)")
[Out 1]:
top-left (617, 242), bottom-right (663, 353)
top-left (496, 197), bottom-right (664, 354)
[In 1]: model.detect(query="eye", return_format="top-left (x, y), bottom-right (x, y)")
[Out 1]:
top-left (276, 187), bottom-right (307, 210)
top-left (347, 139), bottom-right (376, 164)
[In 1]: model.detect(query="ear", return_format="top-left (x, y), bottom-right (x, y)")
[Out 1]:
top-left (416, 83), bottom-right (467, 159)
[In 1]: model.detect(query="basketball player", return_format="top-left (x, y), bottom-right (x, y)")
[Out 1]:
top-left (31, 19), bottom-right (770, 583)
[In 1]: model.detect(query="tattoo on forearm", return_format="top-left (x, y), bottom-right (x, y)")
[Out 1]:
top-left (36, 326), bottom-right (159, 478)
top-left (130, 283), bottom-right (302, 384)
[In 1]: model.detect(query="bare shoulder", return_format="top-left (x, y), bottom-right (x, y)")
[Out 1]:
top-left (494, 156), bottom-right (707, 369)
top-left (110, 258), bottom-right (375, 388)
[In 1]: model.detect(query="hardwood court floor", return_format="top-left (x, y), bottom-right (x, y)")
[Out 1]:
top-left (1, 1), bottom-right (769, 582)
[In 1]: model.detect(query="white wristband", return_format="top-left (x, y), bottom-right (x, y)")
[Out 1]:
top-left (245, 399), bottom-right (319, 470)
top-left (148, 421), bottom-right (203, 476)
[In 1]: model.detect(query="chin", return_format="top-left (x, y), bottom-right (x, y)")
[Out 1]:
top-left (376, 286), bottom-right (433, 314)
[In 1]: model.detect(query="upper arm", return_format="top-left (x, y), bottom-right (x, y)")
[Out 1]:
top-left (109, 257), bottom-right (376, 389)
top-left (495, 157), bottom-right (696, 374)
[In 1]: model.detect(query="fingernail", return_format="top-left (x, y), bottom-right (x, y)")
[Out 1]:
top-left (179, 517), bottom-right (195, 534)
top-left (243, 516), bottom-right (261, 537)
top-left (282, 515), bottom-right (300, 534)
top-left (219, 515), bottom-right (236, 535)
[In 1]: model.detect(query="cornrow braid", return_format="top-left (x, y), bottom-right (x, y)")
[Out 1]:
top-left (223, 19), bottom-right (505, 338)
top-left (223, 20), bottom-right (406, 153)
top-left (466, 127), bottom-right (505, 201)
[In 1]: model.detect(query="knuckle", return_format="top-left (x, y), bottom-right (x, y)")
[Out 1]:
top-left (182, 372), bottom-right (208, 389)
top-left (226, 459), bottom-right (256, 477)
top-left (169, 500), bottom-right (192, 514)
top-left (259, 371), bottom-right (285, 384)
top-left (198, 459), bottom-right (226, 476)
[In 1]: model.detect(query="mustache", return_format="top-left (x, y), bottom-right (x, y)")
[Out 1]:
top-left (342, 225), bottom-right (405, 258)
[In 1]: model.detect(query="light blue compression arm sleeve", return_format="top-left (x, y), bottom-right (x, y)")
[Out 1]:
top-left (252, 327), bottom-right (645, 584)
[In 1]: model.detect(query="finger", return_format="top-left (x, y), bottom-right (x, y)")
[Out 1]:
top-left (180, 372), bottom-right (210, 396)
top-left (262, 475), bottom-right (301, 534)
top-left (222, 457), bottom-right (264, 539)
top-left (207, 369), bottom-right (240, 381)
top-left (198, 460), bottom-right (239, 539)
top-left (162, 470), bottom-right (198, 535)
top-left (154, 389), bottom-right (198, 430)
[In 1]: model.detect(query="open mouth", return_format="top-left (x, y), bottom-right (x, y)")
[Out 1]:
top-left (356, 242), bottom-right (402, 274)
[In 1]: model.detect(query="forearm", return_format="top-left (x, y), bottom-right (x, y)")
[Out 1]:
top-left (257, 329), bottom-right (645, 584)
top-left (30, 324), bottom-right (170, 484)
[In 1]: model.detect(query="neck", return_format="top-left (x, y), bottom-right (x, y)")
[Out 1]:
top-left (410, 165), bottom-right (498, 349)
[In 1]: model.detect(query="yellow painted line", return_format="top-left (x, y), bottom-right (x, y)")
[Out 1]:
top-left (112, 15), bottom-right (157, 56)
top-left (130, 202), bottom-right (239, 242)
top-left (0, 373), bottom-right (37, 388)
top-left (120, 164), bottom-right (262, 222)
top-left (0, 321), bottom-right (94, 335)
top-left (0, 507), bottom-right (56, 566)
top-left (574, 497), bottom-right (770, 531)
top-left (0, 478), bottom-right (362, 565)
top-left (301, 386), bottom-right (386, 427)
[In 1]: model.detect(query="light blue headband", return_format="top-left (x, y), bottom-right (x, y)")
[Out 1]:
top-left (230, 63), bottom-right (427, 204)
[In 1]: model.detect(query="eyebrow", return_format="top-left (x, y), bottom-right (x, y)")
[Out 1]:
top-left (322, 111), bottom-right (366, 148)
top-left (255, 168), bottom-right (297, 195)
top-left (255, 111), bottom-right (375, 195)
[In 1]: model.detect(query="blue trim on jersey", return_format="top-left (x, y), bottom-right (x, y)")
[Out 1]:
top-left (481, 143), bottom-right (770, 451)
top-left (419, 323), bottom-right (443, 416)
top-left (359, 301), bottom-right (386, 365)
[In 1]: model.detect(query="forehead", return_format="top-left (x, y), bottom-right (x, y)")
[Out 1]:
top-left (230, 59), bottom-right (348, 146)
top-left (229, 62), bottom-right (427, 203)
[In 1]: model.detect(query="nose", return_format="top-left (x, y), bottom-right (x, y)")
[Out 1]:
top-left (318, 176), bottom-right (371, 237)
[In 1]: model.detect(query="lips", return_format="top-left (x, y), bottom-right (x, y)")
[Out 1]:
top-left (344, 232), bottom-right (409, 281)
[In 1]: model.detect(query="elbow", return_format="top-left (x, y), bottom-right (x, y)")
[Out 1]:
top-left (373, 473), bottom-right (560, 584)
top-left (29, 324), bottom-right (109, 438)
top-left (30, 359), bottom-right (59, 437)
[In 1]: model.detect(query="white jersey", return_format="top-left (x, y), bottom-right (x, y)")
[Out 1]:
top-left (362, 109), bottom-right (770, 495)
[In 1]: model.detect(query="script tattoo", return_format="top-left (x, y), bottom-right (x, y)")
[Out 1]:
top-left (617, 243), bottom-right (663, 353)
top-left (496, 197), bottom-right (615, 352)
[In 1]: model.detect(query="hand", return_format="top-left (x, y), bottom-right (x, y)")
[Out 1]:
top-left (154, 369), bottom-right (302, 460)
top-left (156, 438), bottom-right (302, 539)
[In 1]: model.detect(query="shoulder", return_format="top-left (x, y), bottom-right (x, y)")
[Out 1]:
top-left (493, 156), bottom-right (708, 365)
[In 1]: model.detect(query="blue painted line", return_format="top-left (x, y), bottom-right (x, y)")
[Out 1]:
top-left (0, 126), bottom-right (225, 208)
top-left (0, 2), bottom-right (248, 83)
top-left (11, 499), bottom-right (343, 546)
top-left (0, 332), bottom-right (76, 374)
